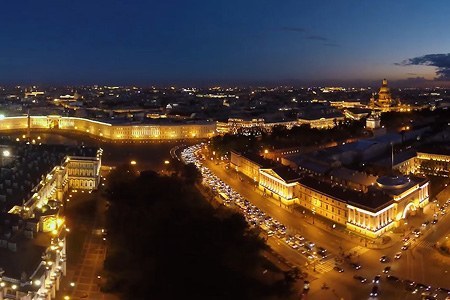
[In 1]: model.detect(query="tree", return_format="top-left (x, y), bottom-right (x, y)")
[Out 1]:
top-left (102, 169), bottom-right (295, 299)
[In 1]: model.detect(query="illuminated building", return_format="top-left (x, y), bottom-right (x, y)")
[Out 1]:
top-left (230, 151), bottom-right (273, 182)
top-left (0, 149), bottom-right (101, 300)
top-left (416, 147), bottom-right (450, 177)
top-left (369, 79), bottom-right (415, 112)
top-left (295, 175), bottom-right (429, 238)
top-left (297, 112), bottom-right (345, 129)
top-left (231, 151), bottom-right (430, 238)
top-left (366, 111), bottom-right (381, 129)
top-left (0, 115), bottom-right (216, 140)
top-left (377, 79), bottom-right (392, 107)
top-left (258, 166), bottom-right (300, 204)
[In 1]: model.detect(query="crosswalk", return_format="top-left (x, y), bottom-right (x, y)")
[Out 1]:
top-left (415, 239), bottom-right (434, 249)
top-left (313, 256), bottom-right (335, 273)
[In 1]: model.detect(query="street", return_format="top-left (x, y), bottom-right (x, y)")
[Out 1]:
top-left (190, 146), bottom-right (450, 300)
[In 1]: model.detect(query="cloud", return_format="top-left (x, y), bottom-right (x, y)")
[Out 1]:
top-left (280, 26), bottom-right (305, 33)
top-left (396, 53), bottom-right (450, 80)
top-left (280, 26), bottom-right (339, 47)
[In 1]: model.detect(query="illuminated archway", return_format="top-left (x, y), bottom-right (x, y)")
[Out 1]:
top-left (402, 202), bottom-right (417, 219)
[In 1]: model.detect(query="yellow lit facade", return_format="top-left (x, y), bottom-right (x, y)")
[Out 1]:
top-left (232, 152), bottom-right (430, 238)
top-left (2, 152), bottom-right (101, 300)
top-left (0, 115), bottom-right (217, 140)
top-left (294, 183), bottom-right (348, 225)
top-left (416, 151), bottom-right (450, 176)
top-left (258, 168), bottom-right (299, 204)
top-left (297, 116), bottom-right (345, 129)
top-left (230, 150), bottom-right (270, 182)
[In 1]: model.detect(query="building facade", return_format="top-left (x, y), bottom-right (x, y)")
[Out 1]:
top-left (258, 167), bottom-right (300, 204)
top-left (0, 116), bottom-right (217, 141)
top-left (2, 151), bottom-right (102, 300)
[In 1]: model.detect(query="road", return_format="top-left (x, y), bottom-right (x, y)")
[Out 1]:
top-left (202, 157), bottom-right (450, 300)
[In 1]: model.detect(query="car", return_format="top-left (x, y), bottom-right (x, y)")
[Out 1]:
top-left (317, 246), bottom-right (327, 253)
top-left (317, 247), bottom-right (328, 257)
top-left (370, 285), bottom-right (379, 297)
top-left (380, 255), bottom-right (389, 263)
top-left (437, 287), bottom-right (450, 294)
top-left (416, 283), bottom-right (432, 291)
top-left (394, 252), bottom-right (402, 259)
top-left (333, 266), bottom-right (344, 273)
top-left (404, 280), bottom-right (415, 287)
top-left (373, 275), bottom-right (381, 284)
top-left (386, 275), bottom-right (400, 282)
top-left (401, 244), bottom-right (410, 251)
top-left (422, 220), bottom-right (430, 227)
top-left (383, 266), bottom-right (391, 273)
top-left (353, 275), bottom-right (367, 283)
top-left (350, 262), bottom-right (362, 270)
top-left (431, 219), bottom-right (438, 224)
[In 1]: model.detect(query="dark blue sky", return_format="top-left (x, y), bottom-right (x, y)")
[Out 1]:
top-left (1, 0), bottom-right (449, 86)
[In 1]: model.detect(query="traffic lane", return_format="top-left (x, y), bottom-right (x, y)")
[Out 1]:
top-left (200, 164), bottom-right (432, 299)
top-left (358, 240), bottom-right (450, 296)
top-left (201, 158), bottom-right (449, 298)
top-left (205, 161), bottom-right (357, 254)
top-left (266, 238), bottom-right (310, 268)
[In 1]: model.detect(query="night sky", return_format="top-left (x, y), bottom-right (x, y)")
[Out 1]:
top-left (1, 0), bottom-right (450, 86)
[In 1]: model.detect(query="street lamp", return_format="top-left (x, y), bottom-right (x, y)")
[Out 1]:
top-left (313, 252), bottom-right (317, 272)
top-left (130, 160), bottom-right (137, 165)
top-left (312, 209), bottom-right (316, 225)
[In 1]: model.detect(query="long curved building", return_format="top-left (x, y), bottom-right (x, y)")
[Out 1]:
top-left (0, 115), bottom-right (217, 140)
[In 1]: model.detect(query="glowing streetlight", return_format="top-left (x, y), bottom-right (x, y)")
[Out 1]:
top-left (264, 149), bottom-right (269, 154)
top-left (130, 160), bottom-right (137, 165)
top-left (164, 160), bottom-right (170, 165)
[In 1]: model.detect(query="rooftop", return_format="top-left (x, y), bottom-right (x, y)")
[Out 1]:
top-left (299, 176), bottom-right (393, 211)
top-left (270, 166), bottom-right (301, 183)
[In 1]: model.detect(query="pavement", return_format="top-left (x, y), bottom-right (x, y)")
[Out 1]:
top-left (57, 183), bottom-right (119, 300)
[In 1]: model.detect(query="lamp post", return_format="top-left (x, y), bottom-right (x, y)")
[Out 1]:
top-left (312, 209), bottom-right (316, 225)
top-left (313, 252), bottom-right (317, 272)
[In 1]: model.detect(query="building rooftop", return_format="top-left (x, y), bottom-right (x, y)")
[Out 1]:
top-left (270, 166), bottom-right (301, 183)
top-left (417, 143), bottom-right (450, 156)
top-left (329, 167), bottom-right (377, 187)
top-left (232, 150), bottom-right (275, 168)
top-left (299, 176), bottom-right (393, 211)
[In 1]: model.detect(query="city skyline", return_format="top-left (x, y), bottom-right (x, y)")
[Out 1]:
top-left (1, 0), bottom-right (450, 86)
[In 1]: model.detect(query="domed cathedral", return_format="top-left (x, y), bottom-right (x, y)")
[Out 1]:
top-left (378, 79), bottom-right (392, 106)
top-left (370, 79), bottom-right (398, 111)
